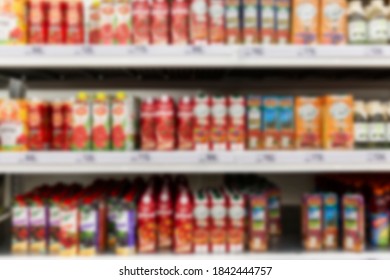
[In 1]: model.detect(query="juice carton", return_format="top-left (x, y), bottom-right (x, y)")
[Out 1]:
top-left (0, 99), bottom-right (28, 151)
top-left (319, 0), bottom-right (347, 44)
top-left (171, 0), bottom-right (189, 44)
top-left (274, 0), bottom-right (291, 44)
top-left (178, 96), bottom-right (194, 150)
top-left (72, 92), bottom-right (92, 151)
top-left (322, 193), bottom-right (338, 250)
top-left (140, 97), bottom-right (156, 150)
top-left (291, 0), bottom-right (319, 44)
top-left (174, 186), bottom-right (193, 254)
top-left (246, 96), bottom-right (262, 150)
top-left (137, 185), bottom-right (157, 253)
top-left (248, 192), bottom-right (268, 252)
top-left (278, 96), bottom-right (294, 149)
top-left (209, 189), bottom-right (227, 253)
top-left (87, 0), bottom-right (100, 44)
top-left (132, 0), bottom-right (151, 44)
top-left (66, 0), bottom-right (84, 44)
top-left (60, 196), bottom-right (79, 256)
top-left (156, 95), bottom-right (176, 150)
top-left (157, 177), bottom-right (173, 251)
top-left (107, 187), bottom-right (120, 251)
top-left (193, 189), bottom-right (210, 254)
top-left (209, 0), bottom-right (225, 44)
top-left (226, 190), bottom-right (245, 253)
top-left (228, 95), bottom-right (246, 151)
top-left (79, 195), bottom-right (99, 256)
top-left (302, 194), bottom-right (322, 251)
top-left (47, 0), bottom-right (65, 44)
top-left (369, 185), bottom-right (389, 248)
top-left (241, 0), bottom-right (260, 44)
top-left (92, 92), bottom-right (111, 150)
top-left (48, 193), bottom-right (61, 255)
top-left (267, 186), bottom-right (281, 236)
top-left (29, 193), bottom-right (48, 255)
top-left (115, 189), bottom-right (137, 255)
top-left (194, 93), bottom-right (211, 151)
top-left (151, 0), bottom-right (169, 45)
top-left (27, 98), bottom-right (51, 151)
top-left (63, 101), bottom-right (73, 150)
top-left (323, 95), bottom-right (354, 150)
top-left (12, 195), bottom-right (29, 254)
top-left (190, 0), bottom-right (208, 44)
top-left (111, 92), bottom-right (137, 150)
top-left (262, 96), bottom-right (279, 150)
top-left (99, 0), bottom-right (115, 44)
top-left (211, 95), bottom-right (228, 151)
top-left (28, 0), bottom-right (48, 44)
top-left (0, 0), bottom-right (27, 44)
top-left (342, 194), bottom-right (365, 252)
top-left (115, 0), bottom-right (132, 44)
top-left (225, 0), bottom-right (241, 44)
top-left (260, 0), bottom-right (275, 44)
top-left (295, 96), bottom-right (322, 149)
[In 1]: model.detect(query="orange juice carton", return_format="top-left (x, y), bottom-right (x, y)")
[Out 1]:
top-left (29, 193), bottom-right (48, 255)
top-left (72, 92), bottom-right (92, 151)
top-left (178, 96), bottom-right (194, 150)
top-left (194, 93), bottom-right (211, 151)
top-left (291, 0), bottom-right (319, 44)
top-left (262, 96), bottom-right (280, 150)
top-left (246, 96), bottom-right (262, 150)
top-left (137, 185), bottom-right (157, 253)
top-left (92, 92), bottom-right (111, 151)
top-left (211, 95), bottom-right (228, 151)
top-left (193, 189), bottom-right (211, 254)
top-left (60, 195), bottom-right (80, 257)
top-left (228, 95), bottom-right (246, 151)
top-left (248, 192), bottom-right (268, 252)
top-left (140, 97), bottom-right (156, 150)
top-left (0, 0), bottom-right (27, 44)
top-left (322, 193), bottom-right (338, 250)
top-left (319, 0), bottom-right (347, 44)
top-left (209, 188), bottom-right (227, 253)
top-left (12, 195), bottom-right (29, 254)
top-left (99, 0), bottom-right (115, 44)
top-left (111, 92), bottom-right (138, 151)
top-left (260, 0), bottom-right (275, 44)
top-left (342, 194), bottom-right (365, 252)
top-left (189, 0), bottom-right (208, 44)
top-left (323, 94), bottom-right (354, 150)
top-left (278, 96), bottom-right (294, 149)
top-left (295, 96), bottom-right (322, 149)
top-left (302, 194), bottom-right (322, 251)
top-left (226, 189), bottom-right (245, 253)
top-left (275, 0), bottom-right (291, 44)
top-left (156, 95), bottom-right (176, 151)
top-left (115, 0), bottom-right (132, 44)
top-left (241, 0), bottom-right (260, 44)
top-left (174, 185), bottom-right (194, 254)
top-left (151, 0), bottom-right (169, 45)
top-left (0, 99), bottom-right (28, 151)
top-left (157, 177), bottom-right (174, 251)
top-left (267, 186), bottom-right (282, 236)
top-left (209, 0), bottom-right (225, 44)
top-left (225, 0), bottom-right (241, 44)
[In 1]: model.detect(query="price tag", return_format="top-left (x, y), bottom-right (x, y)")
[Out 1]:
top-left (297, 47), bottom-right (316, 58)
top-left (27, 46), bottom-right (44, 56)
top-left (241, 47), bottom-right (264, 58)
top-left (129, 46), bottom-right (148, 55)
top-left (366, 46), bottom-right (384, 57)
top-left (367, 152), bottom-right (386, 163)
top-left (20, 153), bottom-right (37, 164)
top-left (186, 46), bottom-right (205, 56)
top-left (305, 153), bottom-right (324, 163)
top-left (199, 153), bottom-right (219, 163)
top-left (257, 154), bottom-right (276, 163)
top-left (82, 45), bottom-right (94, 55)
top-left (77, 153), bottom-right (96, 164)
top-left (131, 153), bottom-right (151, 163)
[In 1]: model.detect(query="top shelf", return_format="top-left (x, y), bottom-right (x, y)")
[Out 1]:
top-left (2, 45), bottom-right (390, 69)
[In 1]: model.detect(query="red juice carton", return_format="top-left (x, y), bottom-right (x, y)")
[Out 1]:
top-left (79, 195), bottom-right (99, 256)
top-left (47, 0), bottom-right (65, 44)
top-left (12, 195), bottom-right (29, 254)
top-left (115, 0), bottom-right (132, 44)
top-left (193, 189), bottom-right (211, 254)
top-left (92, 92), bottom-right (111, 151)
top-left (262, 96), bottom-right (280, 150)
top-left (174, 186), bottom-right (194, 254)
top-left (66, 0), bottom-right (84, 44)
top-left (225, 0), bottom-right (241, 44)
top-left (140, 97), bottom-right (156, 150)
top-left (157, 179), bottom-right (174, 251)
top-left (211, 95), bottom-right (228, 151)
top-left (29, 193), bottom-right (48, 255)
top-left (278, 96), bottom-right (294, 149)
top-left (342, 194), bottom-right (365, 252)
top-left (28, 0), bottom-right (48, 44)
top-left (194, 93), bottom-right (211, 151)
top-left (72, 92), bottom-right (92, 151)
top-left (27, 98), bottom-right (51, 151)
top-left (156, 95), bottom-right (176, 150)
top-left (63, 101), bottom-right (73, 151)
top-left (151, 0), bottom-right (169, 45)
top-left (137, 185), bottom-right (157, 253)
top-left (189, 0), bottom-right (208, 44)
top-left (246, 96), bottom-right (262, 150)
top-left (87, 0), bottom-right (101, 44)
top-left (241, 0), bottom-right (260, 44)
top-left (178, 96), bottom-right (194, 150)
top-left (209, 189), bottom-right (227, 253)
top-left (260, 0), bottom-right (275, 44)
top-left (226, 189), bottom-right (245, 253)
top-left (132, 0), bottom-right (151, 45)
top-left (274, 0), bottom-right (291, 44)
top-left (267, 186), bottom-right (282, 236)
top-left (228, 95), bottom-right (246, 151)
top-left (171, 0), bottom-right (189, 44)
top-left (209, 0), bottom-right (225, 44)
top-left (302, 194), bottom-right (322, 251)
top-left (248, 192), bottom-right (268, 252)
top-left (60, 196), bottom-right (79, 257)
top-left (99, 0), bottom-right (115, 44)
top-left (107, 188), bottom-right (121, 251)
top-left (48, 194), bottom-right (61, 255)
top-left (51, 100), bottom-right (65, 150)
top-left (322, 193), bottom-right (338, 250)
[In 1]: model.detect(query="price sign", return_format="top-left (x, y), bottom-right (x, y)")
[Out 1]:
top-left (257, 154), bottom-right (276, 163)
top-left (241, 47), bottom-right (264, 58)
top-left (129, 46), bottom-right (148, 55)
top-left (297, 47), bottom-right (316, 58)
top-left (367, 152), bottom-right (386, 163)
top-left (20, 153), bottom-right (37, 164)
top-left (131, 153), bottom-right (151, 163)
top-left (185, 46), bottom-right (205, 56)
top-left (305, 153), bottom-right (324, 163)
top-left (76, 153), bottom-right (96, 164)
top-left (27, 46), bottom-right (44, 56)
top-left (366, 46), bottom-right (384, 57)
top-left (199, 153), bottom-right (219, 163)
top-left (82, 45), bottom-right (94, 55)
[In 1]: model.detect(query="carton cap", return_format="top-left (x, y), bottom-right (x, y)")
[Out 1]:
top-left (95, 92), bottom-right (107, 101)
top-left (77, 92), bottom-right (89, 101)
top-left (116, 91), bottom-right (126, 100)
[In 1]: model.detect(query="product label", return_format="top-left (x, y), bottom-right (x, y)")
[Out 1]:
top-left (370, 213), bottom-right (389, 247)
top-left (368, 18), bottom-right (387, 43)
top-left (354, 122), bottom-right (368, 143)
top-left (348, 18), bottom-right (367, 44)
top-left (369, 122), bottom-right (386, 143)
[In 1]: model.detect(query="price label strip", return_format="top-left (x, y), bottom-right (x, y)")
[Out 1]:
top-left (129, 46), bottom-right (149, 56)
top-left (367, 152), bottom-right (387, 163)
top-left (297, 47), bottom-right (317, 58)
top-left (76, 153), bottom-right (96, 164)
top-left (199, 153), bottom-right (219, 163)
top-left (365, 46), bottom-right (385, 57)
top-left (19, 153), bottom-right (38, 164)
top-left (26, 46), bottom-right (45, 56)
top-left (257, 154), bottom-right (276, 163)
top-left (131, 153), bottom-right (152, 163)
top-left (304, 153), bottom-right (324, 163)
top-left (239, 47), bottom-right (264, 58)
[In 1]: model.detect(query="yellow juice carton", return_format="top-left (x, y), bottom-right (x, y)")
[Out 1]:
top-left (292, 0), bottom-right (319, 44)
top-left (319, 0), bottom-right (347, 44)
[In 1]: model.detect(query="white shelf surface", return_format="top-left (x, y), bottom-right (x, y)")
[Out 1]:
top-left (1, 45), bottom-right (390, 68)
top-left (0, 150), bottom-right (389, 174)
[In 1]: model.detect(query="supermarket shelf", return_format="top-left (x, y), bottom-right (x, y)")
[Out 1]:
top-left (0, 151), bottom-right (389, 174)
top-left (2, 45), bottom-right (390, 69)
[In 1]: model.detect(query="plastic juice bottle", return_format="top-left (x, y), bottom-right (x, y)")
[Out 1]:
top-left (367, 100), bottom-right (387, 148)
top-left (366, 0), bottom-right (387, 44)
top-left (92, 92), bottom-right (111, 151)
top-left (354, 100), bottom-right (369, 149)
top-left (347, 0), bottom-right (367, 44)
top-left (369, 185), bottom-right (389, 247)
top-left (72, 92), bottom-right (92, 151)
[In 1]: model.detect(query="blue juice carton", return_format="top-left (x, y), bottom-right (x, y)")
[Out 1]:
top-left (278, 96), bottom-right (294, 149)
top-left (322, 193), bottom-right (338, 250)
top-left (262, 96), bottom-right (280, 149)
